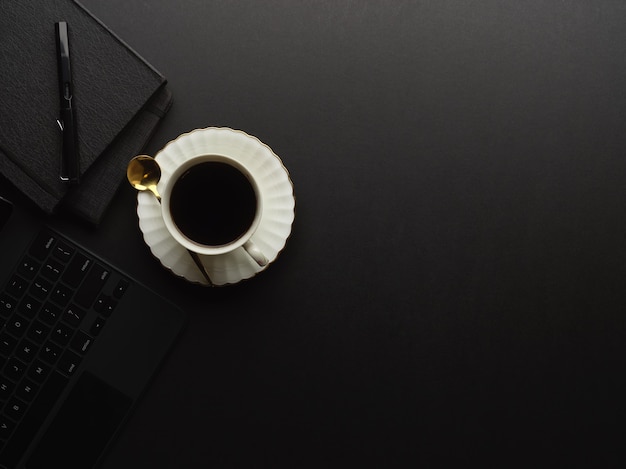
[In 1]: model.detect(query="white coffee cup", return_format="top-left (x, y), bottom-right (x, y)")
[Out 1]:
top-left (160, 154), bottom-right (268, 266)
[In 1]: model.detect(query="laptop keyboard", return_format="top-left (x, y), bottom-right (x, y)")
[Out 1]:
top-left (0, 229), bottom-right (130, 467)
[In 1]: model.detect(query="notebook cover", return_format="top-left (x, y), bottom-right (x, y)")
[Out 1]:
top-left (0, 0), bottom-right (172, 224)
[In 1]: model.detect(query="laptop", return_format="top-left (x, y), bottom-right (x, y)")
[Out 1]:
top-left (0, 191), bottom-right (187, 468)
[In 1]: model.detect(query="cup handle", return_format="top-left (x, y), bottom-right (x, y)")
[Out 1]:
top-left (243, 240), bottom-right (268, 267)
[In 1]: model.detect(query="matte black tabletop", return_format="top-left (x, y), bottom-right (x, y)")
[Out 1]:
top-left (49, 1), bottom-right (626, 467)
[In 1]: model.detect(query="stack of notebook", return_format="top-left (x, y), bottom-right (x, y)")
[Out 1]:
top-left (0, 0), bottom-right (172, 224)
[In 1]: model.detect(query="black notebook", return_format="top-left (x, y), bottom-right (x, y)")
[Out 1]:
top-left (0, 0), bottom-right (172, 224)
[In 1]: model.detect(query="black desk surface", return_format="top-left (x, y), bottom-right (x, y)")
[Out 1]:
top-left (34, 0), bottom-right (626, 467)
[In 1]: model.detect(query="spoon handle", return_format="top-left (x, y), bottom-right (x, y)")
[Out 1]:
top-left (188, 250), bottom-right (214, 286)
top-left (151, 188), bottom-right (212, 285)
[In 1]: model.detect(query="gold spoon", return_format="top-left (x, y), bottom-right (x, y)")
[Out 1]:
top-left (127, 155), bottom-right (214, 287)
top-left (127, 155), bottom-right (162, 202)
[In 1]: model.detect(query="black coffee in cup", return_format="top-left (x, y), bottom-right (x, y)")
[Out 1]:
top-left (169, 161), bottom-right (257, 246)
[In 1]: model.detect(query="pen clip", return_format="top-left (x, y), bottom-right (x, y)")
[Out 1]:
top-left (56, 117), bottom-right (69, 183)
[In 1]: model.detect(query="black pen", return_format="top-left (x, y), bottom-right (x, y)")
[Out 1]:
top-left (55, 21), bottom-right (80, 184)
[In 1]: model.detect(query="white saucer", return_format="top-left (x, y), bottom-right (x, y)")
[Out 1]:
top-left (136, 127), bottom-right (295, 286)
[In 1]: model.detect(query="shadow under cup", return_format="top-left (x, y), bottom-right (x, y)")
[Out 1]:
top-left (161, 155), bottom-right (262, 256)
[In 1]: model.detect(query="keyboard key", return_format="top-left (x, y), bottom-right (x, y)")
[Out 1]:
top-left (50, 284), bottom-right (72, 307)
top-left (29, 277), bottom-right (52, 301)
top-left (0, 333), bottom-right (17, 357)
top-left (103, 299), bottom-right (117, 316)
top-left (6, 315), bottom-right (30, 338)
top-left (50, 323), bottom-right (73, 346)
top-left (15, 378), bottom-right (39, 403)
top-left (40, 258), bottom-right (64, 282)
top-left (74, 264), bottom-right (110, 309)
top-left (26, 320), bottom-right (50, 345)
top-left (5, 275), bottom-right (27, 299)
top-left (39, 341), bottom-right (61, 365)
top-left (0, 293), bottom-right (16, 318)
top-left (52, 242), bottom-right (74, 263)
top-left (62, 252), bottom-right (92, 288)
top-left (27, 360), bottom-right (50, 384)
top-left (15, 339), bottom-right (38, 364)
top-left (0, 371), bottom-right (67, 468)
top-left (90, 316), bottom-right (106, 336)
top-left (39, 302), bottom-right (61, 325)
top-left (4, 397), bottom-right (27, 422)
top-left (57, 350), bottom-right (81, 376)
top-left (0, 416), bottom-right (15, 440)
top-left (16, 256), bottom-right (40, 280)
top-left (93, 295), bottom-right (105, 313)
top-left (28, 232), bottom-right (56, 261)
top-left (0, 378), bottom-right (15, 400)
top-left (62, 304), bottom-right (85, 328)
top-left (70, 331), bottom-right (93, 355)
top-left (18, 294), bottom-right (41, 319)
top-left (4, 358), bottom-right (27, 382)
top-left (112, 278), bottom-right (130, 299)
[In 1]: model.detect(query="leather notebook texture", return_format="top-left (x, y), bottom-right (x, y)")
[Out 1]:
top-left (0, 0), bottom-right (172, 224)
